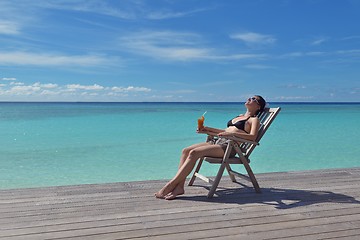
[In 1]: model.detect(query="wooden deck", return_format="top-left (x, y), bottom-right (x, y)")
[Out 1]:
top-left (1, 167), bottom-right (360, 240)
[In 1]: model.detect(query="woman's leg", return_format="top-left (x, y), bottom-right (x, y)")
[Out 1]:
top-left (164, 142), bottom-right (210, 199)
top-left (179, 142), bottom-right (210, 168)
top-left (154, 142), bottom-right (208, 198)
top-left (155, 143), bottom-right (225, 199)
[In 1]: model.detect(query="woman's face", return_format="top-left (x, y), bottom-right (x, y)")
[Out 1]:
top-left (245, 96), bottom-right (261, 110)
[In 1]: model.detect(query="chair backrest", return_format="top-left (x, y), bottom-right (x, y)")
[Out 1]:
top-left (241, 107), bottom-right (281, 157)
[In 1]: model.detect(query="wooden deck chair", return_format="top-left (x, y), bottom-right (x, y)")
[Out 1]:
top-left (188, 107), bottom-right (281, 198)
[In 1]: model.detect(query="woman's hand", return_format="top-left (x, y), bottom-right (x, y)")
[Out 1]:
top-left (197, 126), bottom-right (225, 136)
top-left (196, 126), bottom-right (207, 133)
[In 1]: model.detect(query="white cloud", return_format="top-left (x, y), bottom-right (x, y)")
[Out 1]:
top-left (282, 49), bottom-right (360, 59)
top-left (1, 77), bottom-right (17, 81)
top-left (34, 83), bottom-right (58, 89)
top-left (147, 7), bottom-right (211, 20)
top-left (0, 1), bottom-right (41, 36)
top-left (40, 90), bottom-right (58, 96)
top-left (274, 96), bottom-right (314, 101)
top-left (67, 84), bottom-right (105, 90)
top-left (205, 53), bottom-right (267, 61)
top-left (8, 85), bottom-right (41, 95)
top-left (230, 32), bottom-right (276, 45)
top-left (119, 31), bottom-right (208, 61)
top-left (0, 0), bottom-right (211, 22)
top-left (306, 51), bottom-right (326, 56)
top-left (341, 36), bottom-right (360, 41)
top-left (0, 51), bottom-right (113, 67)
top-left (107, 92), bottom-right (129, 97)
top-left (112, 86), bottom-right (151, 92)
top-left (39, 0), bottom-right (136, 20)
top-left (311, 37), bottom-right (328, 45)
top-left (0, 81), bottom-right (151, 100)
top-left (0, 21), bottom-right (20, 35)
top-left (42, 1), bottom-right (212, 21)
top-left (119, 30), bottom-right (266, 61)
top-left (10, 82), bottom-right (24, 86)
top-left (336, 49), bottom-right (360, 56)
top-left (6, 82), bottom-right (58, 95)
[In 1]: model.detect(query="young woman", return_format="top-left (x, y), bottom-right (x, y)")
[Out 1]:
top-left (155, 95), bottom-right (267, 200)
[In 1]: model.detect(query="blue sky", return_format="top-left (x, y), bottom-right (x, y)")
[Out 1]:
top-left (0, 0), bottom-right (359, 102)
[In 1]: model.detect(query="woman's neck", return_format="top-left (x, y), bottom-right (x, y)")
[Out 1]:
top-left (243, 110), bottom-right (257, 117)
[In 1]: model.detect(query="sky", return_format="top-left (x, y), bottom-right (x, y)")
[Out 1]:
top-left (0, 0), bottom-right (359, 102)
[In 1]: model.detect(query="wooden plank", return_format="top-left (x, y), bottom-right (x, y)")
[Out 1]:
top-left (1, 204), bottom-right (360, 239)
top-left (0, 167), bottom-right (359, 240)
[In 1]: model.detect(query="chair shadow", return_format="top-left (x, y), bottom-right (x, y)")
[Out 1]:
top-left (178, 184), bottom-right (360, 209)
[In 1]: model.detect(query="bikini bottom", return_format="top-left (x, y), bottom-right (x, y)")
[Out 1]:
top-left (215, 138), bottom-right (237, 158)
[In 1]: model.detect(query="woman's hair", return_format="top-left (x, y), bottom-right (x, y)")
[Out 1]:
top-left (255, 95), bottom-right (266, 115)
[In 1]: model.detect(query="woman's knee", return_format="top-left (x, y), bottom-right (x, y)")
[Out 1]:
top-left (181, 147), bottom-right (189, 156)
top-left (182, 145), bottom-right (195, 156)
top-left (188, 149), bottom-right (201, 161)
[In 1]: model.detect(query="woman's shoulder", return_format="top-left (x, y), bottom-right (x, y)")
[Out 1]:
top-left (249, 116), bottom-right (260, 123)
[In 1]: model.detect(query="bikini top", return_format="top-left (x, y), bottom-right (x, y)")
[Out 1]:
top-left (227, 116), bottom-right (250, 133)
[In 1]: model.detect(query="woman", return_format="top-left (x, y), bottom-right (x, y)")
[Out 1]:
top-left (155, 95), bottom-right (266, 200)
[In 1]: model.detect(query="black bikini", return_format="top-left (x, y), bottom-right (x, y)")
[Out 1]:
top-left (215, 116), bottom-right (250, 157)
top-left (227, 116), bottom-right (250, 133)
top-left (215, 116), bottom-right (251, 157)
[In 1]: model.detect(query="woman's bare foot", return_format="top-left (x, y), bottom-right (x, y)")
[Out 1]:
top-left (154, 182), bottom-right (174, 199)
top-left (164, 185), bottom-right (185, 200)
top-left (154, 192), bottom-right (165, 199)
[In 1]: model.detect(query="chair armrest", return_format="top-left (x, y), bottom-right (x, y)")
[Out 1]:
top-left (199, 132), bottom-right (258, 145)
top-left (204, 134), bottom-right (218, 143)
top-left (219, 135), bottom-right (259, 145)
top-left (197, 131), bottom-right (218, 139)
top-left (197, 130), bottom-right (218, 136)
top-left (205, 132), bottom-right (218, 137)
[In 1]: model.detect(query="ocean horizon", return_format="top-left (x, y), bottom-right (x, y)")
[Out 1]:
top-left (1, 101), bottom-right (359, 190)
top-left (1, 101), bottom-right (359, 103)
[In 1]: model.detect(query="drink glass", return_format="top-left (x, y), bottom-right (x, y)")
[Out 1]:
top-left (197, 115), bottom-right (205, 129)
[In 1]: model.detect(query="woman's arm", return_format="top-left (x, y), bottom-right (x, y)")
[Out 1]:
top-left (197, 126), bottom-right (224, 135)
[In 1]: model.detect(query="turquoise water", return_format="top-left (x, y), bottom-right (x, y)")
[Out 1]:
top-left (0, 102), bottom-right (359, 189)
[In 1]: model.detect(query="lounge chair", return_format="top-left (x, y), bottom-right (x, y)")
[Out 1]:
top-left (188, 107), bottom-right (281, 198)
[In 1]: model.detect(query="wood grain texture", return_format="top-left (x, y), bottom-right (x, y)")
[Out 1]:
top-left (1, 167), bottom-right (360, 240)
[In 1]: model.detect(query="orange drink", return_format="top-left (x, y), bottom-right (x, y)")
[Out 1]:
top-left (197, 115), bottom-right (205, 129)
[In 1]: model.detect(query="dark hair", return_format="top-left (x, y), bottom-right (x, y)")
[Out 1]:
top-left (255, 95), bottom-right (266, 115)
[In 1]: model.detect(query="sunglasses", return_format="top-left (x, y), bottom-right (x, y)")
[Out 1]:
top-left (250, 97), bottom-right (260, 105)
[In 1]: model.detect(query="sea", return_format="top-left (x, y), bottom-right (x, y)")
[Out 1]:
top-left (0, 102), bottom-right (359, 190)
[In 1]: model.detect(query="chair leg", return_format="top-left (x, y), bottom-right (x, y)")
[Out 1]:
top-left (233, 145), bottom-right (261, 193)
top-left (207, 162), bottom-right (226, 198)
top-left (188, 157), bottom-right (204, 186)
top-left (207, 143), bottom-right (233, 198)
top-left (225, 164), bottom-right (236, 182)
top-left (239, 155), bottom-right (261, 193)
